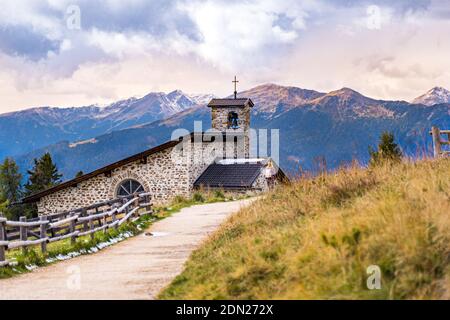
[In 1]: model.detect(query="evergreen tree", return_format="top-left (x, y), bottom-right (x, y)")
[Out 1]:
top-left (75, 170), bottom-right (84, 178)
top-left (0, 158), bottom-right (23, 219)
top-left (0, 198), bottom-right (9, 219)
top-left (25, 153), bottom-right (62, 196)
top-left (369, 132), bottom-right (403, 166)
top-left (0, 158), bottom-right (22, 203)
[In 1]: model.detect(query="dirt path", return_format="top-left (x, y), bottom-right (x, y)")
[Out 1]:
top-left (0, 199), bottom-right (255, 300)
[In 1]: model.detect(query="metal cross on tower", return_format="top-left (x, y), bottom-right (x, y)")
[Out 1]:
top-left (232, 76), bottom-right (239, 99)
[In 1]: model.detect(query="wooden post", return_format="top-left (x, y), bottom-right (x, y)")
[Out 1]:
top-left (146, 195), bottom-right (152, 215)
top-left (111, 204), bottom-right (118, 230)
top-left (39, 216), bottom-right (47, 254)
top-left (82, 208), bottom-right (88, 233)
top-left (49, 216), bottom-right (55, 239)
top-left (89, 211), bottom-right (95, 240)
top-left (103, 209), bottom-right (108, 234)
top-left (431, 126), bottom-right (442, 157)
top-left (0, 213), bottom-right (6, 266)
top-left (69, 212), bottom-right (77, 245)
top-left (134, 196), bottom-right (140, 219)
top-left (20, 216), bottom-right (27, 255)
top-left (124, 198), bottom-right (129, 221)
top-left (95, 207), bottom-right (102, 229)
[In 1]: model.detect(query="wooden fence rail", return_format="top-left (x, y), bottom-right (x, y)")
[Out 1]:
top-left (430, 126), bottom-right (450, 158)
top-left (0, 192), bottom-right (152, 268)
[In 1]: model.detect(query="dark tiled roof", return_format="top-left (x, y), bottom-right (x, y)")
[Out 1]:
top-left (207, 98), bottom-right (254, 108)
top-left (194, 163), bottom-right (262, 189)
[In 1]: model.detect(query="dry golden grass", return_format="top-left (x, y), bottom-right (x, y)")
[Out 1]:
top-left (159, 158), bottom-right (450, 300)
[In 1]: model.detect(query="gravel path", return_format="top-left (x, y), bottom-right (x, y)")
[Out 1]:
top-left (0, 199), bottom-right (255, 300)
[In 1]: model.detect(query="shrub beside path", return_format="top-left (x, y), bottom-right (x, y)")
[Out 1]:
top-left (0, 199), bottom-right (255, 300)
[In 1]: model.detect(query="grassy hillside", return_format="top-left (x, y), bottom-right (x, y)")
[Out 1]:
top-left (160, 158), bottom-right (450, 299)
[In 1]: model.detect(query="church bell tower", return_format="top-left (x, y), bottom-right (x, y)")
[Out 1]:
top-left (207, 76), bottom-right (254, 158)
top-left (207, 76), bottom-right (254, 132)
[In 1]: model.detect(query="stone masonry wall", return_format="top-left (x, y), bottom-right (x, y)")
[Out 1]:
top-left (37, 136), bottom-right (255, 215)
top-left (211, 106), bottom-right (251, 132)
top-left (37, 146), bottom-right (190, 215)
top-left (211, 106), bottom-right (250, 158)
top-left (252, 170), bottom-right (269, 192)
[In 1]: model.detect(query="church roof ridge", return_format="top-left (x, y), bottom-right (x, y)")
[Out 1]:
top-left (207, 98), bottom-right (254, 108)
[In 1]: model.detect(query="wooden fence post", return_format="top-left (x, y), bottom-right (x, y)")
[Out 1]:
top-left (0, 213), bottom-right (6, 266)
top-left (139, 194), bottom-right (152, 215)
top-left (103, 209), bottom-right (109, 234)
top-left (69, 212), bottom-right (77, 245)
top-left (95, 207), bottom-right (102, 229)
top-left (124, 198), bottom-right (130, 223)
top-left (82, 208), bottom-right (88, 233)
top-left (431, 126), bottom-right (442, 158)
top-left (89, 211), bottom-right (95, 240)
top-left (20, 216), bottom-right (27, 255)
top-left (111, 204), bottom-right (118, 230)
top-left (146, 194), bottom-right (152, 214)
top-left (134, 196), bottom-right (140, 219)
top-left (40, 216), bottom-right (47, 254)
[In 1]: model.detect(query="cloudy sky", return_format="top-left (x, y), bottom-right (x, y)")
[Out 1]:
top-left (0, 0), bottom-right (449, 112)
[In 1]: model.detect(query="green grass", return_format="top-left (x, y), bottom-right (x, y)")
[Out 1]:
top-left (159, 158), bottom-right (450, 300)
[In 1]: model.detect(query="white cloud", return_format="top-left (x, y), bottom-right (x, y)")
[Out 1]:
top-left (0, 1), bottom-right (63, 40)
top-left (87, 29), bottom-right (157, 58)
top-left (0, 0), bottom-right (448, 112)
top-left (276, 13), bottom-right (450, 101)
top-left (178, 0), bottom-right (318, 71)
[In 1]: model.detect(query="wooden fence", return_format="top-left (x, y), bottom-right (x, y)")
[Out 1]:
top-left (430, 126), bottom-right (450, 157)
top-left (0, 192), bottom-right (152, 268)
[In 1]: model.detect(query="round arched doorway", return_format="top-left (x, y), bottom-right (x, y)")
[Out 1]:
top-left (116, 179), bottom-right (144, 197)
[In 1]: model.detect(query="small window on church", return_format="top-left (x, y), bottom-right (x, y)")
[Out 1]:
top-left (227, 112), bottom-right (239, 129)
top-left (117, 179), bottom-right (144, 197)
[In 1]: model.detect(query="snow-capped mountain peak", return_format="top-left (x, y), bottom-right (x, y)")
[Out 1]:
top-left (187, 93), bottom-right (217, 105)
top-left (412, 87), bottom-right (450, 106)
top-left (0, 89), bottom-right (206, 159)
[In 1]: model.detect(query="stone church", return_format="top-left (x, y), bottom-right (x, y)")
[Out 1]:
top-left (22, 95), bottom-right (287, 215)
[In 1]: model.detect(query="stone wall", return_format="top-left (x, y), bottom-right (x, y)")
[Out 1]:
top-left (252, 170), bottom-right (269, 191)
top-left (37, 146), bottom-right (191, 215)
top-left (37, 136), bottom-right (258, 215)
top-left (211, 106), bottom-right (251, 158)
top-left (211, 106), bottom-right (251, 132)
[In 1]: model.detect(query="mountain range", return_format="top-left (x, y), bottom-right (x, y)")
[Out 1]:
top-left (2, 84), bottom-right (449, 180)
top-left (0, 90), bottom-right (214, 159)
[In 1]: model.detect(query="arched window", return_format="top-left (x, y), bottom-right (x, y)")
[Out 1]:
top-left (227, 112), bottom-right (239, 129)
top-left (116, 179), bottom-right (144, 197)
